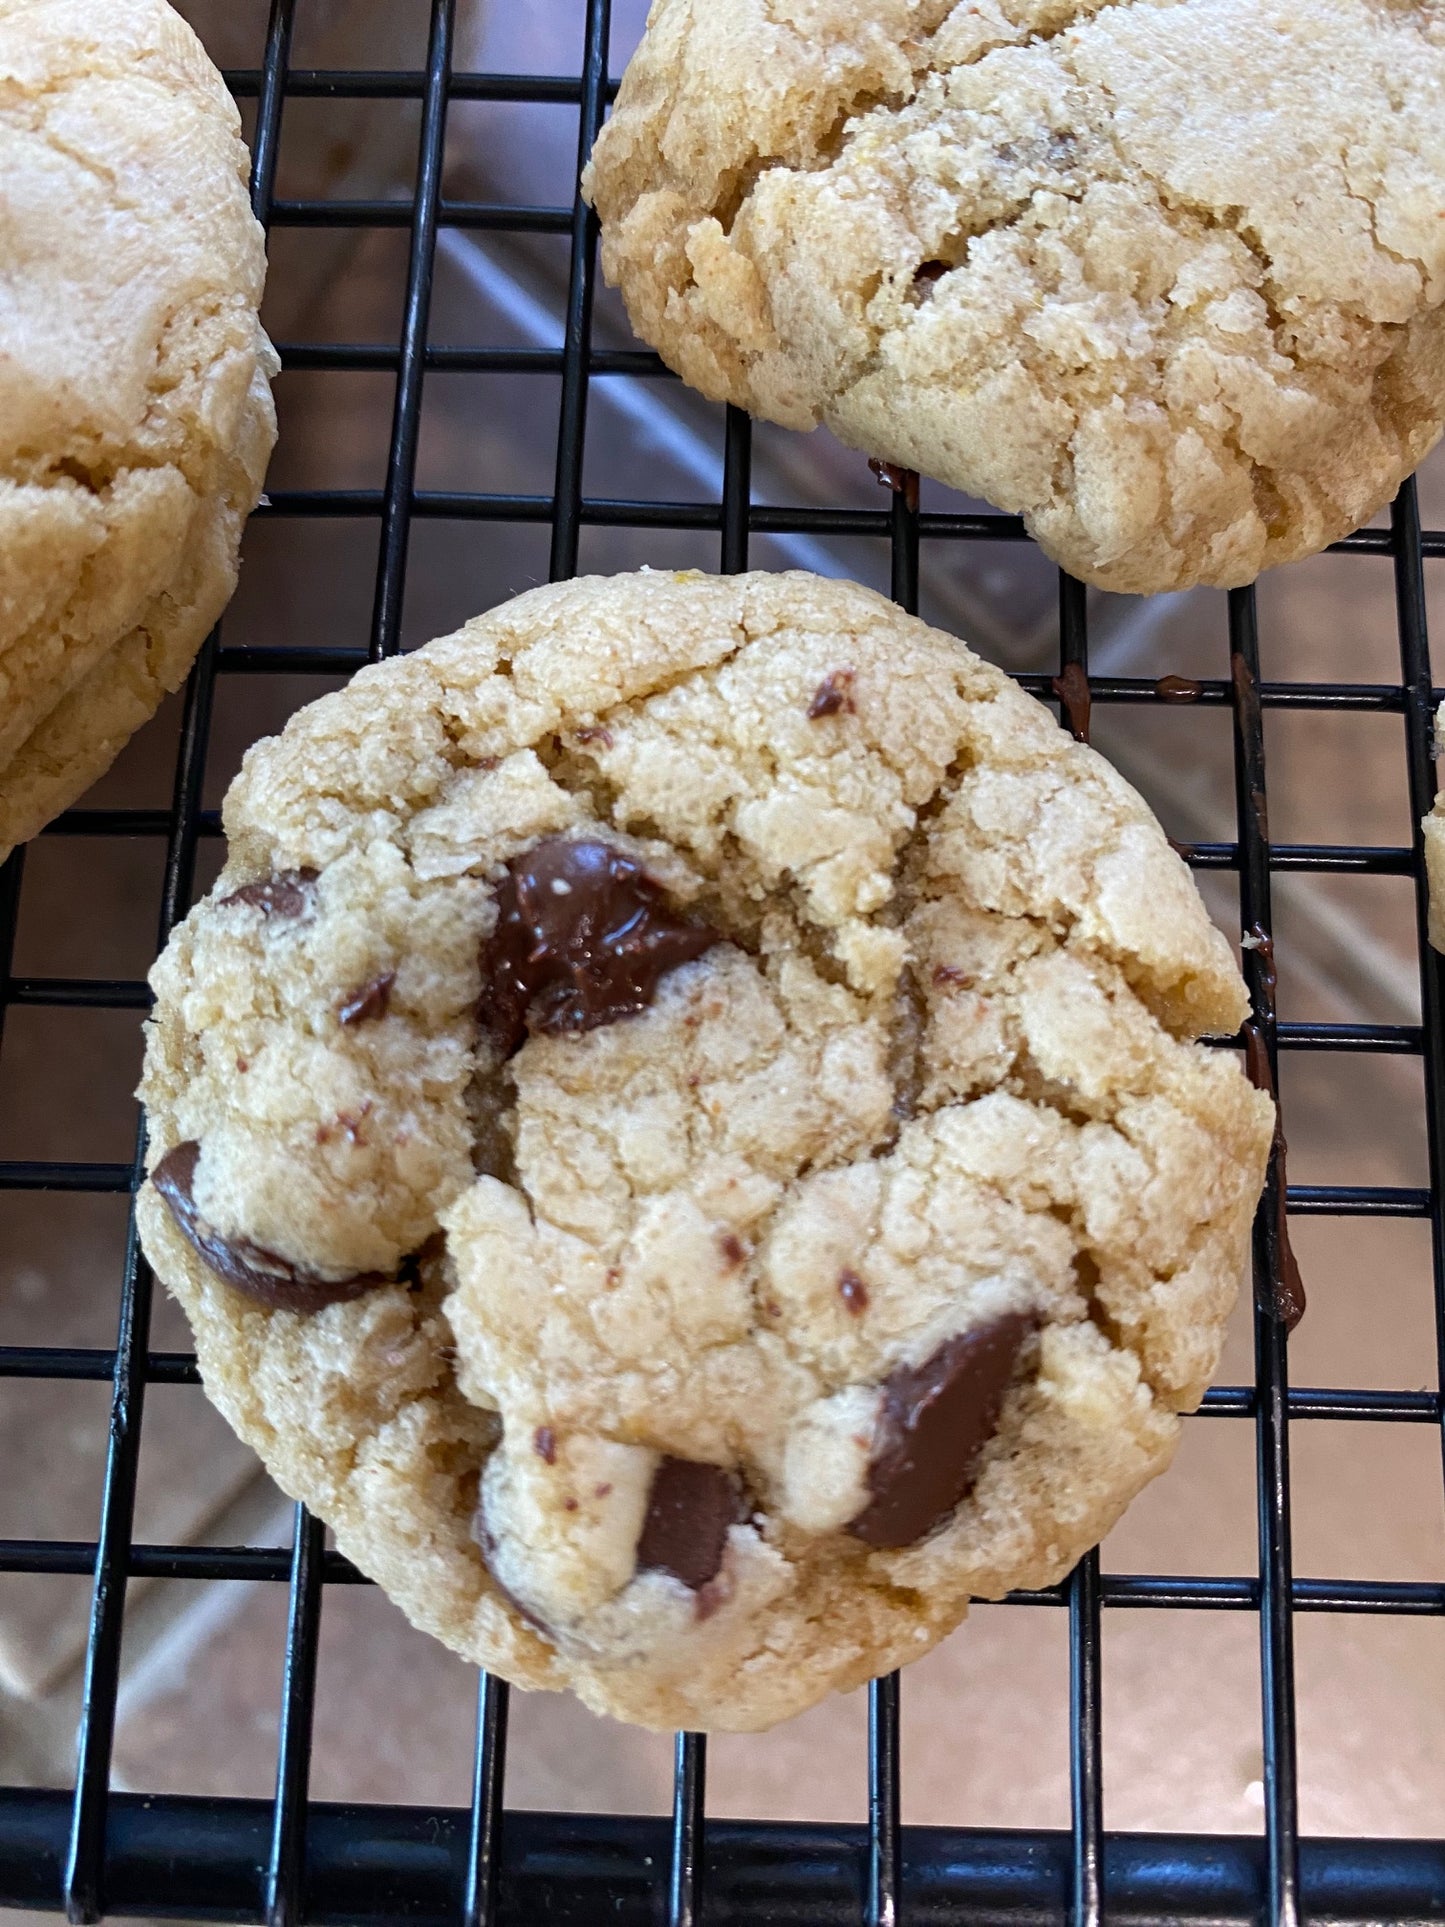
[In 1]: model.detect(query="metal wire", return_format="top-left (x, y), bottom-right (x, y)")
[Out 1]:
top-left (1228, 584), bottom-right (1303, 1927)
top-left (2, 6), bottom-right (1443, 1923)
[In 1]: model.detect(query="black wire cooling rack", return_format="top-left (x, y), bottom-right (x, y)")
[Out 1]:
top-left (3, 1), bottom-right (1445, 1921)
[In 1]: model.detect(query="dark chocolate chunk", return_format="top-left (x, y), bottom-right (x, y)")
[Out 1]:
top-left (1052, 661), bottom-right (1091, 744)
top-left (1155, 674), bottom-right (1203, 704)
top-left (838, 1269), bottom-right (869, 1315)
top-left (850, 1314), bottom-right (1037, 1549)
top-left (808, 668), bottom-right (856, 719)
top-left (150, 1140), bottom-right (393, 1314)
top-left (636, 1455), bottom-right (744, 1591)
top-left (868, 458), bottom-right (920, 512)
top-left (219, 868), bottom-right (319, 917)
top-left (480, 838), bottom-right (721, 1056)
top-left (885, 963), bottom-right (928, 1139)
top-left (1241, 1023), bottom-right (1307, 1331)
top-left (338, 971), bottom-right (395, 1026)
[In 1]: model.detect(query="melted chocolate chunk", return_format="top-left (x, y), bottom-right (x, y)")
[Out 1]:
top-left (868, 458), bottom-right (920, 512)
top-left (219, 869), bottom-right (319, 917)
top-left (1052, 662), bottom-right (1092, 744)
top-left (838, 1269), bottom-right (870, 1315)
top-left (472, 1508), bottom-right (554, 1638)
top-left (850, 1314), bottom-right (1037, 1549)
top-left (150, 1140), bottom-right (393, 1314)
top-left (1155, 674), bottom-right (1203, 704)
top-left (884, 964), bottom-right (928, 1142)
top-left (808, 669), bottom-right (856, 719)
top-left (1242, 1023), bottom-right (1307, 1331)
top-left (480, 838), bottom-right (720, 1056)
top-left (1242, 924), bottom-right (1277, 996)
top-left (338, 971), bottom-right (395, 1026)
top-left (636, 1456), bottom-right (745, 1591)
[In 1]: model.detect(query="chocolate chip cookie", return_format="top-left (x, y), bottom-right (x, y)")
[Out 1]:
top-left (0, 0), bottom-right (277, 861)
top-left (584, 0), bottom-right (1445, 594)
top-left (137, 569), bottom-right (1273, 1731)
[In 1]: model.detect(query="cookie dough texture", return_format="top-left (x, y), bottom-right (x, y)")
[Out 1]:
top-left (585, 0), bottom-right (1445, 594)
top-left (0, 0), bottom-right (277, 860)
top-left (138, 570), bottom-right (1273, 1731)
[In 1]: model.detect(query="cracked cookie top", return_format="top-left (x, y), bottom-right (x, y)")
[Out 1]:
top-left (0, 0), bottom-right (277, 858)
top-left (584, 0), bottom-right (1445, 594)
top-left (137, 569), bottom-right (1273, 1731)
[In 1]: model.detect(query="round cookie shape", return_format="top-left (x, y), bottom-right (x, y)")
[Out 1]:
top-left (584, 0), bottom-right (1445, 594)
top-left (0, 0), bottom-right (277, 860)
top-left (137, 569), bottom-right (1274, 1732)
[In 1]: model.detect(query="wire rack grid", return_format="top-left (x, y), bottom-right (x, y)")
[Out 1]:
top-left (1, 1), bottom-right (1444, 1921)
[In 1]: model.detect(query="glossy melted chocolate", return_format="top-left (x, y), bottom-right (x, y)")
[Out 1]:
top-left (151, 1140), bottom-right (394, 1314)
top-left (480, 838), bottom-right (720, 1056)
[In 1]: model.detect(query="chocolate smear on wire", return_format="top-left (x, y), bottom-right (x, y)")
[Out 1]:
top-left (1242, 1024), bottom-right (1307, 1330)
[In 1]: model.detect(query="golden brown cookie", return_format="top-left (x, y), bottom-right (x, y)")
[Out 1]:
top-left (0, 0), bottom-right (277, 859)
top-left (137, 570), bottom-right (1272, 1731)
top-left (585, 0), bottom-right (1445, 594)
